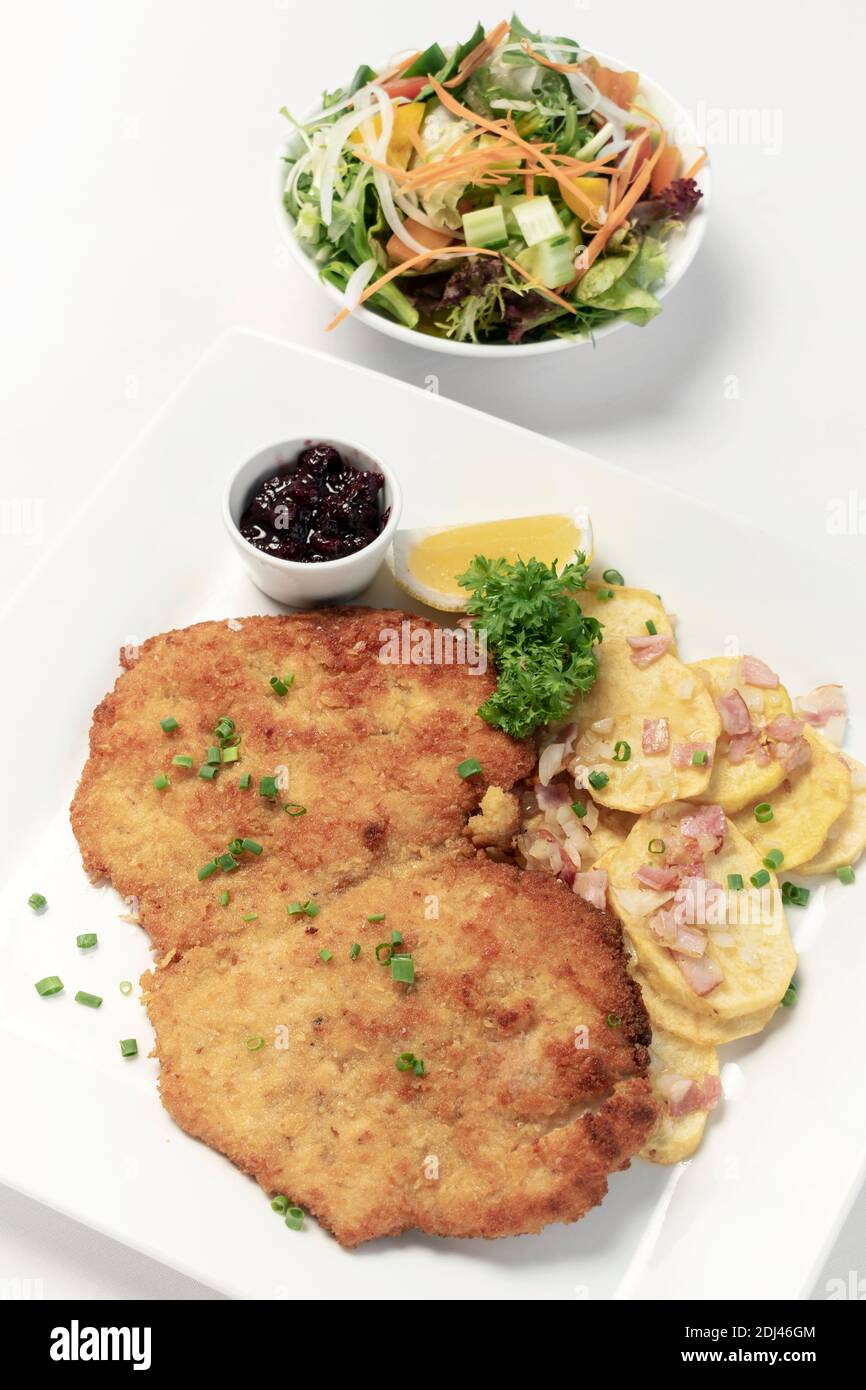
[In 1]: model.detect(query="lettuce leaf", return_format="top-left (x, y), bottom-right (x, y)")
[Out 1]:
top-left (574, 234), bottom-right (667, 326)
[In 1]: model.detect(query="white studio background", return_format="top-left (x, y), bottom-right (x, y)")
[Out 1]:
top-left (0, 0), bottom-right (863, 1300)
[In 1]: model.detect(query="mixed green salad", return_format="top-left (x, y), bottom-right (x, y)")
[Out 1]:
top-left (281, 16), bottom-right (704, 345)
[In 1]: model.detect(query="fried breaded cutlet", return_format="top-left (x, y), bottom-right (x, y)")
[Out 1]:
top-left (144, 854), bottom-right (656, 1246)
top-left (71, 610), bottom-right (534, 955)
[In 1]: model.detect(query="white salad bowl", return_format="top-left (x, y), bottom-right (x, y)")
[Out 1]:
top-left (223, 436), bottom-right (402, 607)
top-left (274, 50), bottom-right (710, 357)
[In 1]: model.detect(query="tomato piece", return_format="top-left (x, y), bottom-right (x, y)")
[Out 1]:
top-left (383, 77), bottom-right (429, 101)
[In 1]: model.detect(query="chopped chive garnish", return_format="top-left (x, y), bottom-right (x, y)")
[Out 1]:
top-left (76, 933), bottom-right (97, 950)
top-left (367, 912), bottom-right (385, 922)
top-left (216, 853), bottom-right (239, 873)
top-left (350, 943), bottom-right (361, 960)
top-left (245, 1035), bottom-right (265, 1051)
top-left (222, 745), bottom-right (240, 764)
top-left (648, 838), bottom-right (666, 855)
top-left (692, 750), bottom-right (709, 766)
top-left (285, 1206), bottom-right (304, 1231)
top-left (750, 869), bottom-right (770, 888)
top-left (319, 948), bottom-right (332, 962)
top-left (613, 740), bottom-right (631, 763)
top-left (172, 755), bottom-right (194, 768)
top-left (606, 1012), bottom-right (622, 1028)
top-left (213, 717), bottom-right (235, 741)
top-left (390, 929), bottom-right (403, 945)
top-left (763, 849), bottom-right (784, 870)
top-left (28, 892), bottom-right (47, 912)
top-left (602, 568), bottom-right (624, 586)
top-left (35, 975), bottom-right (63, 997)
top-left (571, 801), bottom-right (587, 818)
top-left (413, 1058), bottom-right (425, 1076)
top-left (390, 954), bottom-right (415, 984)
top-left (781, 980), bottom-right (797, 1008)
top-left (207, 746), bottom-right (221, 765)
top-left (228, 838), bottom-right (244, 855)
top-left (286, 899), bottom-right (319, 917)
top-left (198, 764), bottom-right (218, 780)
top-left (271, 1195), bottom-right (289, 1215)
top-left (396, 1051), bottom-right (424, 1075)
top-left (220, 890), bottom-right (230, 907)
top-left (283, 803), bottom-right (306, 816)
top-left (239, 772), bottom-right (252, 789)
top-left (457, 757), bottom-right (482, 778)
top-left (375, 942), bottom-right (392, 964)
top-left (119, 980), bottom-right (133, 996)
top-left (270, 675), bottom-right (292, 696)
top-left (197, 859), bottom-right (218, 881)
top-left (259, 775), bottom-right (278, 799)
top-left (727, 873), bottom-right (744, 891)
top-left (153, 773), bottom-right (170, 790)
top-left (241, 838), bottom-right (263, 855)
top-left (75, 991), bottom-right (103, 1009)
top-left (754, 803), bottom-right (773, 823)
top-left (588, 770), bottom-right (609, 790)
top-left (119, 1038), bottom-right (138, 1058)
top-left (595, 588), bottom-right (614, 601)
top-left (242, 912), bottom-right (258, 922)
top-left (836, 865), bottom-right (856, 885)
top-left (160, 716), bottom-right (179, 733)
top-left (782, 881), bottom-right (810, 907)
top-left (645, 619), bottom-right (657, 635)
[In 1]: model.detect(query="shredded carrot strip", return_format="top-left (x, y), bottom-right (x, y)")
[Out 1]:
top-left (325, 245), bottom-right (577, 332)
top-left (570, 108), bottom-right (666, 282)
top-left (683, 149), bottom-right (708, 180)
top-left (525, 171), bottom-right (535, 197)
top-left (443, 20), bottom-right (511, 89)
top-left (429, 77), bottom-right (607, 222)
top-left (377, 51), bottom-right (423, 87)
top-left (518, 38), bottom-right (583, 73)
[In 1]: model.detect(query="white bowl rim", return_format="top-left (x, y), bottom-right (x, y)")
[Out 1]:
top-left (273, 47), bottom-right (710, 357)
top-left (222, 434), bottom-right (403, 573)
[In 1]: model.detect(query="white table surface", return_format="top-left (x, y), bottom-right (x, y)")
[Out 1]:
top-left (1, 0), bottom-right (863, 1301)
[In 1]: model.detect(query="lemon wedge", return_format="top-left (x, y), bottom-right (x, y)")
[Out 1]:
top-left (387, 511), bottom-right (594, 612)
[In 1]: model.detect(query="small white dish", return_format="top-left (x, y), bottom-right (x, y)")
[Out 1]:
top-left (222, 436), bottom-right (402, 607)
top-left (274, 50), bottom-right (710, 357)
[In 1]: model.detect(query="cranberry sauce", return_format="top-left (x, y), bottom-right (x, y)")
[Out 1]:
top-left (239, 443), bottom-right (387, 564)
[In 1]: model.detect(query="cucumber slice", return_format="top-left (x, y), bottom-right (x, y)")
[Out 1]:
top-left (512, 196), bottom-right (564, 247)
top-left (461, 204), bottom-right (509, 250)
top-left (517, 234), bottom-right (576, 289)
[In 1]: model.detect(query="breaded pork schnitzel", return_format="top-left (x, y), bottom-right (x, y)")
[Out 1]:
top-left (144, 854), bottom-right (656, 1246)
top-left (71, 610), bottom-right (534, 955)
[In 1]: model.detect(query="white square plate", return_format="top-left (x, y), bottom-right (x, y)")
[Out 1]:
top-left (2, 329), bottom-right (864, 1300)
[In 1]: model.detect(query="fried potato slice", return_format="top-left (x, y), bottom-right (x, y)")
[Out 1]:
top-left (798, 753), bottom-right (866, 875)
top-left (607, 808), bottom-right (797, 1020)
top-left (580, 583), bottom-right (677, 647)
top-left (639, 1025), bottom-right (720, 1164)
top-left (730, 728), bottom-right (851, 870)
top-left (144, 855), bottom-right (656, 1247)
top-left (690, 657), bottom-right (793, 813)
top-left (633, 969), bottom-right (777, 1045)
top-left (584, 804), bottom-right (638, 864)
top-left (567, 640), bottom-right (721, 814)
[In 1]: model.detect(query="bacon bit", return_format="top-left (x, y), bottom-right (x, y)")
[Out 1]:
top-left (559, 847), bottom-right (578, 888)
top-left (680, 804), bottom-right (726, 850)
top-left (651, 911), bottom-right (707, 958)
top-left (636, 864), bottom-right (680, 891)
top-left (672, 741), bottom-right (714, 769)
top-left (727, 730), bottom-right (758, 765)
top-left (770, 736), bottom-right (812, 775)
top-left (535, 780), bottom-right (572, 811)
top-left (642, 717), bottom-right (670, 755)
top-left (715, 689), bottom-right (751, 736)
top-left (660, 1071), bottom-right (721, 1116)
top-left (626, 633), bottom-right (671, 667)
top-left (574, 868), bottom-right (608, 909)
top-left (674, 951), bottom-right (723, 997)
top-left (765, 715), bottom-right (805, 742)
top-left (444, 19), bottom-right (511, 89)
top-left (795, 684), bottom-right (848, 746)
top-left (740, 654), bottom-right (779, 689)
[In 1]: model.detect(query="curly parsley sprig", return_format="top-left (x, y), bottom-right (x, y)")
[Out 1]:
top-left (458, 554), bottom-right (603, 739)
